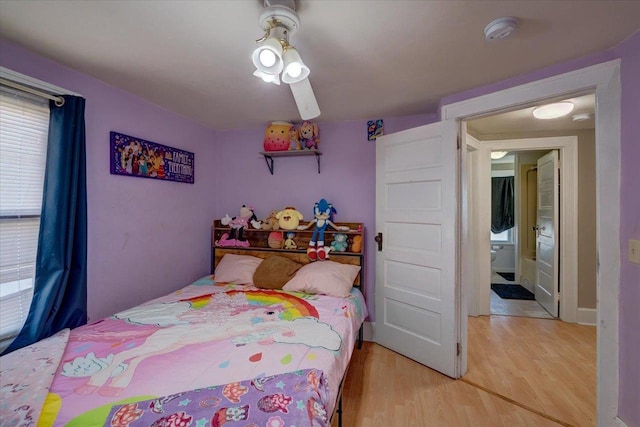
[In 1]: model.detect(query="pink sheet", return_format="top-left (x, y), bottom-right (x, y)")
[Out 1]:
top-left (39, 276), bottom-right (366, 426)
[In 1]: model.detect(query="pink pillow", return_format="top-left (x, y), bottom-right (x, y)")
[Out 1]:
top-left (283, 261), bottom-right (360, 297)
top-left (214, 254), bottom-right (263, 285)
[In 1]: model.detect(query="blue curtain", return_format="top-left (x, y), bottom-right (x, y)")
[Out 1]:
top-left (3, 96), bottom-right (87, 354)
top-left (491, 176), bottom-right (515, 234)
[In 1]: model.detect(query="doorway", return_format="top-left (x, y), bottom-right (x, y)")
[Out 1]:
top-left (465, 128), bottom-right (594, 322)
top-left (445, 60), bottom-right (621, 425)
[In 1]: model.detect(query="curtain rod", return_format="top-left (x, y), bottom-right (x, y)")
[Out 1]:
top-left (0, 77), bottom-right (65, 107)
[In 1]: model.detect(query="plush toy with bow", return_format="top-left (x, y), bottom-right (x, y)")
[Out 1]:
top-left (216, 205), bottom-right (259, 247)
top-left (298, 199), bottom-right (349, 261)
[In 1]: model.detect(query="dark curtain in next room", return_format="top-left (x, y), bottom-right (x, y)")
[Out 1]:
top-left (491, 176), bottom-right (514, 234)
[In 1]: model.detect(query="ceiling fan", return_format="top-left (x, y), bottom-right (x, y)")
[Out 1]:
top-left (251, 0), bottom-right (320, 120)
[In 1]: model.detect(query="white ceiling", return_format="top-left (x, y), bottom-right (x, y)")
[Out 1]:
top-left (1, 1), bottom-right (638, 131)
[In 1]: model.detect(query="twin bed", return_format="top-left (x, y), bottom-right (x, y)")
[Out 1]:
top-left (1, 222), bottom-right (366, 427)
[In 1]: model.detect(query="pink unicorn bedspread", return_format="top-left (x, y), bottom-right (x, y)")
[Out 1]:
top-left (4, 275), bottom-right (366, 426)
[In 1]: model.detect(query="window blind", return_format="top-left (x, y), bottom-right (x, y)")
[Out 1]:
top-left (0, 88), bottom-right (49, 342)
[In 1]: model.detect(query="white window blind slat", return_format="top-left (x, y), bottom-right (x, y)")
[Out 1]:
top-left (0, 88), bottom-right (49, 342)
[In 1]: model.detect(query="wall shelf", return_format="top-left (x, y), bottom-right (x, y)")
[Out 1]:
top-left (259, 149), bottom-right (322, 175)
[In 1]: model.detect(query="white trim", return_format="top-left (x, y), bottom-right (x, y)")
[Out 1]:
top-left (362, 321), bottom-right (374, 342)
top-left (443, 59), bottom-right (621, 425)
top-left (0, 66), bottom-right (81, 96)
top-left (577, 308), bottom-right (597, 326)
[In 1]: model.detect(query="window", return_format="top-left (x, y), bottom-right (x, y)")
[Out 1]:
top-left (0, 88), bottom-right (49, 347)
top-left (491, 228), bottom-right (513, 243)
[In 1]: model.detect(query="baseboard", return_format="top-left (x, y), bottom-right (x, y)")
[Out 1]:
top-left (614, 416), bottom-right (628, 427)
top-left (362, 321), bottom-right (374, 342)
top-left (577, 307), bottom-right (597, 326)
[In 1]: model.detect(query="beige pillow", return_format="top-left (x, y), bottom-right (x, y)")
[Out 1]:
top-left (214, 254), bottom-right (263, 285)
top-left (283, 261), bottom-right (360, 297)
top-left (253, 256), bottom-right (302, 289)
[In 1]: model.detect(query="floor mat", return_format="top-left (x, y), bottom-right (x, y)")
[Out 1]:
top-left (491, 284), bottom-right (535, 300)
top-left (496, 272), bottom-right (515, 281)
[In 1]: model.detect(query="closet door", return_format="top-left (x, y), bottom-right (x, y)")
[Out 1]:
top-left (374, 122), bottom-right (458, 378)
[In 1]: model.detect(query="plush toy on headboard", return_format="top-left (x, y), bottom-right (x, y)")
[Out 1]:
top-left (298, 199), bottom-right (349, 261)
top-left (216, 205), bottom-right (259, 247)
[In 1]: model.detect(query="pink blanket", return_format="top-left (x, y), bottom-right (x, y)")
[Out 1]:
top-left (2, 276), bottom-right (366, 426)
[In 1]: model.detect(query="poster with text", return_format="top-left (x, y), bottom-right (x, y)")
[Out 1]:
top-left (110, 132), bottom-right (194, 184)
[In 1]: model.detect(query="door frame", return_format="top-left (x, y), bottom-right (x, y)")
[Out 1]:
top-left (470, 137), bottom-right (578, 321)
top-left (443, 59), bottom-right (621, 426)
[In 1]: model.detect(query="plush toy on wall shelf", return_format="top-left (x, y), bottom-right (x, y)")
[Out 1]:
top-left (298, 121), bottom-right (319, 150)
top-left (216, 205), bottom-right (259, 247)
top-left (263, 121), bottom-right (294, 152)
top-left (298, 199), bottom-right (349, 261)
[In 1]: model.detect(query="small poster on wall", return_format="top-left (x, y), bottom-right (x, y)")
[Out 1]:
top-left (367, 119), bottom-right (384, 141)
top-left (110, 131), bottom-right (194, 184)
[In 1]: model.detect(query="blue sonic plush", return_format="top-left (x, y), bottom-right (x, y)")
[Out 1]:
top-left (299, 199), bottom-right (349, 261)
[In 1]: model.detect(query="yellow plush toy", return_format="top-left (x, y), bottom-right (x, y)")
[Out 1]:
top-left (276, 207), bottom-right (304, 230)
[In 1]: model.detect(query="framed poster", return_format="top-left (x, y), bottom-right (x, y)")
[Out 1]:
top-left (110, 131), bottom-right (194, 184)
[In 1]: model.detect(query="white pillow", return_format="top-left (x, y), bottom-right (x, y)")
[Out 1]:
top-left (214, 254), bottom-right (263, 285)
top-left (283, 261), bottom-right (360, 298)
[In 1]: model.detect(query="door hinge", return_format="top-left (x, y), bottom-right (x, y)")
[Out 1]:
top-left (456, 135), bottom-right (461, 149)
top-left (457, 342), bottom-right (461, 356)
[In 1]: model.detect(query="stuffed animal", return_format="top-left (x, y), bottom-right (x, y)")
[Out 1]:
top-left (299, 199), bottom-right (349, 261)
top-left (216, 205), bottom-right (259, 247)
top-left (298, 121), bottom-right (319, 150)
top-left (260, 210), bottom-right (280, 231)
top-left (284, 232), bottom-right (297, 249)
top-left (351, 235), bottom-right (362, 253)
top-left (263, 121), bottom-right (293, 152)
top-left (331, 233), bottom-right (348, 252)
top-left (268, 231), bottom-right (283, 249)
top-left (289, 128), bottom-right (302, 151)
top-left (276, 207), bottom-right (304, 230)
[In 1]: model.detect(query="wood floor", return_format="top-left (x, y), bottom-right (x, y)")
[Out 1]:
top-left (337, 316), bottom-right (595, 427)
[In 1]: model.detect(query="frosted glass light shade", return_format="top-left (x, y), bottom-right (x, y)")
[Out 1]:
top-left (252, 37), bottom-right (283, 75)
top-left (533, 102), bottom-right (574, 119)
top-left (491, 151), bottom-right (508, 160)
top-left (282, 48), bottom-right (310, 84)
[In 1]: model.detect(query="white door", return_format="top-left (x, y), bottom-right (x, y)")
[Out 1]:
top-left (374, 122), bottom-right (458, 378)
top-left (535, 150), bottom-right (559, 317)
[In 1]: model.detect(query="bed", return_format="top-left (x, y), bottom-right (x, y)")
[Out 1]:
top-left (0, 222), bottom-right (366, 427)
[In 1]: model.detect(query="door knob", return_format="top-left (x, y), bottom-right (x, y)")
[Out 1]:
top-left (375, 232), bottom-right (383, 251)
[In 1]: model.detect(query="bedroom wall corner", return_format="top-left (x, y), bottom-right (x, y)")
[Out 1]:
top-left (0, 38), bottom-right (219, 321)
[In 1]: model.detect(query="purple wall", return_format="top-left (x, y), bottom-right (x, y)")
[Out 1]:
top-left (441, 31), bottom-right (640, 427)
top-left (615, 31), bottom-right (640, 427)
top-left (0, 39), bottom-right (218, 321)
top-left (216, 114), bottom-right (435, 319)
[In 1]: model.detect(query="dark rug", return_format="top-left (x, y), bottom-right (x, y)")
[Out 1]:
top-left (491, 284), bottom-right (535, 300)
top-left (497, 272), bottom-right (515, 281)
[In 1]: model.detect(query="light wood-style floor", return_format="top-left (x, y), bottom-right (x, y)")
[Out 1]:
top-left (337, 316), bottom-right (596, 427)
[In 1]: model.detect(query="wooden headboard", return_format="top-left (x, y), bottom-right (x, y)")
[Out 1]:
top-left (211, 221), bottom-right (365, 287)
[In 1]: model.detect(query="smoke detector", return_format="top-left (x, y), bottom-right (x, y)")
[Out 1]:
top-left (484, 17), bottom-right (519, 40)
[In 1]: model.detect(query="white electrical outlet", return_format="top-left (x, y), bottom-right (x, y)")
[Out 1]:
top-left (630, 239), bottom-right (640, 264)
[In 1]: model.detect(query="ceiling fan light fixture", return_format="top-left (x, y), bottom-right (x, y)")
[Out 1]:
top-left (491, 151), bottom-right (509, 160)
top-left (253, 69), bottom-right (280, 85)
top-left (252, 37), bottom-right (284, 74)
top-left (282, 47), bottom-right (310, 83)
top-left (532, 102), bottom-right (575, 119)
